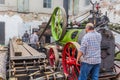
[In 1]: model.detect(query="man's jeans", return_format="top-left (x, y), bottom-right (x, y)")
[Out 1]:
top-left (78, 62), bottom-right (100, 80)
top-left (30, 44), bottom-right (37, 49)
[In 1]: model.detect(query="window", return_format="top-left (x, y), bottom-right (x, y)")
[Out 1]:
top-left (17, 0), bottom-right (29, 12)
top-left (43, 0), bottom-right (51, 8)
top-left (85, 0), bottom-right (90, 6)
top-left (0, 0), bottom-right (5, 4)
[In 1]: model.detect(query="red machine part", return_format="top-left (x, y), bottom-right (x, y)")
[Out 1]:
top-left (62, 42), bottom-right (80, 80)
top-left (48, 47), bottom-right (59, 67)
top-left (96, 3), bottom-right (100, 11)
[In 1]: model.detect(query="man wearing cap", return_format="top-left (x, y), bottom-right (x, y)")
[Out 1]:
top-left (76, 23), bottom-right (102, 80)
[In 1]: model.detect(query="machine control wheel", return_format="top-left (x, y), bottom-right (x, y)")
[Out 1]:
top-left (62, 42), bottom-right (80, 80)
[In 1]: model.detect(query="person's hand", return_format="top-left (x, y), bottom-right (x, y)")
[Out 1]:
top-left (76, 60), bottom-right (81, 66)
top-left (36, 42), bottom-right (40, 47)
top-left (76, 60), bottom-right (79, 65)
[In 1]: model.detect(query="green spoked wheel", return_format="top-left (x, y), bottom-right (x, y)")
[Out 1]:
top-left (51, 7), bottom-right (67, 41)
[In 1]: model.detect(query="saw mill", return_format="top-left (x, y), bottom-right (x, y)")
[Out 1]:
top-left (0, 0), bottom-right (120, 80)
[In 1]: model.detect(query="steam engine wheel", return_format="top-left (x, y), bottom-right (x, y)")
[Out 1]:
top-left (62, 42), bottom-right (80, 80)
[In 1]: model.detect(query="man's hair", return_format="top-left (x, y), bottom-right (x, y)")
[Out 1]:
top-left (86, 23), bottom-right (94, 30)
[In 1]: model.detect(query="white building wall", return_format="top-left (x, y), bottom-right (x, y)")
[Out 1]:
top-left (0, 15), bottom-right (23, 45)
top-left (6, 0), bottom-right (17, 7)
top-left (0, 0), bottom-right (17, 11)
top-left (0, 0), bottom-right (64, 14)
top-left (68, 0), bottom-right (91, 16)
top-left (79, 0), bottom-right (92, 14)
top-left (29, 0), bottom-right (42, 13)
top-left (0, 0), bottom-right (93, 15)
top-left (29, 0), bottom-right (63, 13)
top-left (53, 0), bottom-right (63, 10)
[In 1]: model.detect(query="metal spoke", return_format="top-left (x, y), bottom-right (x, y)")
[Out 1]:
top-left (62, 42), bottom-right (81, 79)
top-left (65, 48), bottom-right (71, 57)
top-left (72, 48), bottom-right (76, 58)
top-left (72, 66), bottom-right (78, 80)
top-left (75, 64), bottom-right (80, 74)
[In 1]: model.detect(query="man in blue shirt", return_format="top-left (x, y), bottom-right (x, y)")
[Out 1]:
top-left (22, 31), bottom-right (29, 43)
top-left (76, 23), bottom-right (102, 80)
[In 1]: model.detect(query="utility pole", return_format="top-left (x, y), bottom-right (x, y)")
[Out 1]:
top-left (72, 0), bottom-right (74, 16)
top-left (90, 0), bottom-right (97, 26)
top-left (63, 0), bottom-right (69, 22)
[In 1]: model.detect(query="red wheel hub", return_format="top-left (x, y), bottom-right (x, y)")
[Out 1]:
top-left (62, 42), bottom-right (80, 80)
top-left (66, 57), bottom-right (78, 66)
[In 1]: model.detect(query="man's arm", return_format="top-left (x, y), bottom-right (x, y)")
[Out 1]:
top-left (76, 36), bottom-right (88, 64)
top-left (76, 51), bottom-right (83, 64)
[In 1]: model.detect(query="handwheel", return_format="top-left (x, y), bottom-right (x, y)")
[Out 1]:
top-left (62, 42), bottom-right (80, 80)
top-left (51, 7), bottom-right (67, 41)
top-left (48, 47), bottom-right (59, 68)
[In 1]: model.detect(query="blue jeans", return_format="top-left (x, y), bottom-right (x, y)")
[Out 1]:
top-left (30, 44), bottom-right (37, 49)
top-left (78, 62), bottom-right (100, 80)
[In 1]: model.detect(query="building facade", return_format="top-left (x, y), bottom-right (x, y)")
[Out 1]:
top-left (0, 0), bottom-right (97, 45)
top-left (0, 0), bottom-right (63, 14)
top-left (0, 0), bottom-right (93, 15)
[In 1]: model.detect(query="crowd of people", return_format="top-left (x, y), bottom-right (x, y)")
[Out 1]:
top-left (22, 30), bottom-right (39, 49)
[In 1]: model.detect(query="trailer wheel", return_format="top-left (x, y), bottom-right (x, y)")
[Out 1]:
top-left (48, 47), bottom-right (59, 69)
top-left (62, 42), bottom-right (80, 80)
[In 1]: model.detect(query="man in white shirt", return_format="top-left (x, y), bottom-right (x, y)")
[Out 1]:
top-left (30, 31), bottom-right (39, 49)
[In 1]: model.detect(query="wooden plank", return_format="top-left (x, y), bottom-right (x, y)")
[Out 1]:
top-left (12, 40), bottom-right (22, 56)
top-left (10, 39), bottom-right (31, 58)
top-left (10, 40), bottom-right (14, 58)
top-left (0, 46), bottom-right (7, 51)
top-left (18, 45), bottom-right (31, 57)
top-left (23, 43), bottom-right (46, 58)
top-left (10, 56), bottom-right (45, 60)
top-left (11, 39), bottom-right (32, 57)
top-left (10, 39), bottom-right (46, 60)
top-left (9, 77), bottom-right (17, 80)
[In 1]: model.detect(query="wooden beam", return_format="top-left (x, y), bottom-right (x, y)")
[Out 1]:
top-left (12, 39), bottom-right (22, 56)
top-left (23, 43), bottom-right (46, 58)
